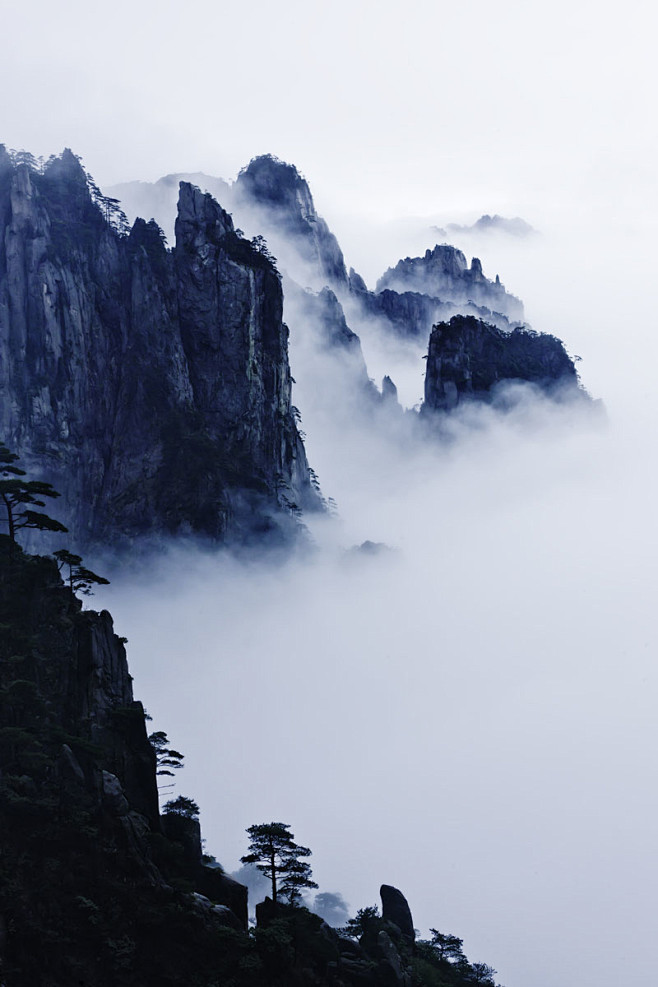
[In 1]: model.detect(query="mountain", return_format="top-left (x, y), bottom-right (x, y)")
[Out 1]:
top-left (107, 157), bottom-right (531, 388)
top-left (107, 155), bottom-right (350, 295)
top-left (0, 146), bottom-right (586, 556)
top-left (422, 315), bottom-right (580, 411)
top-left (108, 172), bottom-right (231, 244)
top-left (375, 245), bottom-right (524, 323)
top-left (446, 214), bottom-right (537, 238)
top-left (0, 543), bottom-right (505, 986)
top-left (0, 147), bottom-right (318, 550)
top-left (0, 542), bottom-right (250, 984)
top-left (229, 157), bottom-right (383, 408)
top-left (348, 279), bottom-right (519, 340)
top-left (233, 155), bottom-right (349, 292)
top-left (110, 157), bottom-right (380, 407)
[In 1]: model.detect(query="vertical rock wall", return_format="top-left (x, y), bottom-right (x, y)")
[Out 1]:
top-left (0, 148), bottom-right (317, 548)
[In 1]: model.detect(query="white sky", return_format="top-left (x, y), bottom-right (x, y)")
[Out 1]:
top-left (4, 3), bottom-right (658, 986)
top-left (2, 0), bottom-right (655, 221)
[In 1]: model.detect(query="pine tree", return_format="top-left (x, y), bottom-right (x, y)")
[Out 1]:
top-left (53, 549), bottom-right (109, 595)
top-left (241, 822), bottom-right (314, 904)
top-left (279, 858), bottom-right (318, 905)
top-left (0, 444), bottom-right (67, 556)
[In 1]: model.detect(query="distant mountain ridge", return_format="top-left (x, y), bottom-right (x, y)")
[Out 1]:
top-left (375, 244), bottom-right (523, 323)
top-left (446, 214), bottom-right (537, 237)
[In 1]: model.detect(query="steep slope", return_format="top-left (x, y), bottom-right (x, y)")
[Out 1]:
top-left (0, 544), bottom-right (506, 987)
top-left (0, 544), bottom-right (249, 985)
top-left (109, 154), bottom-right (586, 425)
top-left (233, 155), bottom-right (348, 291)
top-left (284, 281), bottom-right (382, 404)
top-left (0, 147), bottom-right (317, 549)
top-left (107, 171), bottom-right (232, 243)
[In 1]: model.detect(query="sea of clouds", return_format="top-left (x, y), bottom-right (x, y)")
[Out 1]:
top-left (97, 200), bottom-right (657, 987)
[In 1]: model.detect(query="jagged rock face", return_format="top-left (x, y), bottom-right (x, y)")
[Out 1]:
top-left (284, 280), bottom-right (386, 410)
top-left (0, 549), bottom-right (250, 983)
top-left (106, 171), bottom-right (232, 244)
top-left (0, 550), bottom-right (160, 822)
top-left (381, 375), bottom-right (399, 404)
top-left (161, 811), bottom-right (249, 929)
top-left (376, 244), bottom-right (524, 322)
top-left (173, 183), bottom-right (315, 523)
top-left (288, 282), bottom-right (364, 354)
top-left (423, 315), bottom-right (580, 411)
top-left (0, 149), bottom-right (317, 549)
top-left (348, 282), bottom-right (517, 343)
top-left (234, 155), bottom-right (348, 290)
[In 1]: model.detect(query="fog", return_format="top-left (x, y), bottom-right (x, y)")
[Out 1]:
top-left (93, 199), bottom-right (658, 987)
top-left (4, 0), bottom-right (656, 982)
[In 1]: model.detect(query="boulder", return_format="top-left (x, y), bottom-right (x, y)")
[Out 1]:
top-left (380, 885), bottom-right (415, 941)
top-left (197, 867), bottom-right (248, 931)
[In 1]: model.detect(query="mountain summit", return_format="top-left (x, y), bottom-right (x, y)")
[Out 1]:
top-left (0, 148), bottom-right (318, 549)
top-left (234, 154), bottom-right (349, 291)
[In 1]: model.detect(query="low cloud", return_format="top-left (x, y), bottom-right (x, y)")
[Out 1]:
top-left (95, 204), bottom-right (657, 987)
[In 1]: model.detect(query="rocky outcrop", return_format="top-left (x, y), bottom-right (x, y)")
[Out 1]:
top-left (376, 244), bottom-right (524, 323)
top-left (0, 546), bottom-right (159, 826)
top-left (162, 812), bottom-right (248, 929)
top-left (234, 155), bottom-right (348, 291)
top-left (173, 183), bottom-right (316, 524)
top-left (347, 281), bottom-right (517, 342)
top-left (422, 315), bottom-right (580, 411)
top-left (381, 375), bottom-right (399, 405)
top-left (380, 884), bottom-right (415, 942)
top-left (196, 869), bottom-right (249, 930)
top-left (283, 280), bottom-right (387, 414)
top-left (0, 148), bottom-right (318, 549)
top-left (106, 171), bottom-right (232, 244)
top-left (0, 546), bottom-right (249, 983)
top-left (0, 548), bottom-right (507, 984)
top-left (286, 282), bottom-right (363, 355)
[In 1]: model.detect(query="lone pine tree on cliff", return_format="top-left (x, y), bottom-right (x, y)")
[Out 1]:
top-left (53, 549), bottom-right (109, 595)
top-left (0, 443), bottom-right (67, 555)
top-left (241, 822), bottom-right (317, 904)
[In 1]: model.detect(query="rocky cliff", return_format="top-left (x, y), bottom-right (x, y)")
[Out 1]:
top-left (233, 155), bottom-right (349, 292)
top-left (107, 157), bottom-right (535, 405)
top-left (376, 245), bottom-right (524, 323)
top-left (0, 543), bottom-right (249, 985)
top-left (348, 279), bottom-right (518, 341)
top-left (0, 545), bottom-right (505, 987)
top-left (284, 281), bottom-right (382, 402)
top-left (0, 147), bottom-right (317, 549)
top-left (108, 171), bottom-right (232, 244)
top-left (422, 314), bottom-right (580, 411)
